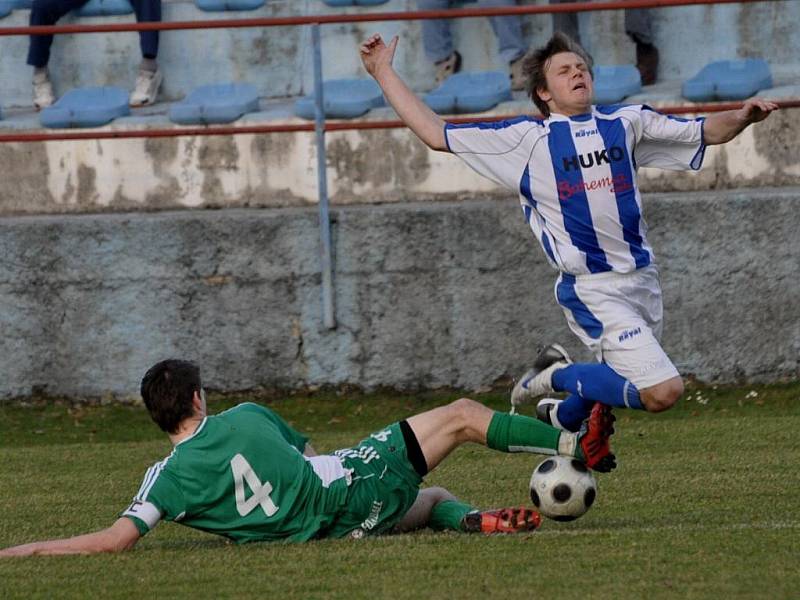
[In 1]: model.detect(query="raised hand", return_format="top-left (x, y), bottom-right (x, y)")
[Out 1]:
top-left (359, 34), bottom-right (399, 79)
top-left (737, 98), bottom-right (779, 124)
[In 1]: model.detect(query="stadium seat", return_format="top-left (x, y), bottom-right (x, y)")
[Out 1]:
top-left (322, 0), bottom-right (390, 6)
top-left (0, 1), bottom-right (12, 18)
top-left (195, 0), bottom-right (264, 11)
top-left (592, 65), bottom-right (642, 104)
top-left (40, 86), bottom-right (130, 128)
top-left (294, 79), bottom-right (385, 119)
top-left (11, 0), bottom-right (32, 7)
top-left (74, 0), bottom-right (133, 17)
top-left (682, 59), bottom-right (773, 102)
top-left (424, 71), bottom-right (512, 114)
top-left (169, 83), bottom-right (260, 125)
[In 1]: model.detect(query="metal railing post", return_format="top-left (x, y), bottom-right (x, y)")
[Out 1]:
top-left (312, 22), bottom-right (336, 330)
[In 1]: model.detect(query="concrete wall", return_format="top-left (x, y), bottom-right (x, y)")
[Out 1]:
top-left (1, 0), bottom-right (798, 109)
top-left (1, 104), bottom-right (798, 215)
top-left (1, 186), bottom-right (797, 401)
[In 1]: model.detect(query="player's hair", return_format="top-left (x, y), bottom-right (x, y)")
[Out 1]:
top-left (140, 359), bottom-right (202, 433)
top-left (522, 32), bottom-right (594, 117)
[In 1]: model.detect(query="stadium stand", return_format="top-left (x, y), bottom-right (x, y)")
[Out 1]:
top-left (40, 86), bottom-right (130, 127)
top-left (322, 0), bottom-right (390, 6)
top-left (169, 82), bottom-right (259, 124)
top-left (424, 70), bottom-right (512, 114)
top-left (0, 1), bottom-right (12, 17)
top-left (682, 59), bottom-right (773, 102)
top-left (294, 78), bottom-right (385, 119)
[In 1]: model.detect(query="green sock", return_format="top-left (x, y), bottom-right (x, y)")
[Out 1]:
top-left (429, 500), bottom-right (476, 531)
top-left (486, 411), bottom-right (564, 455)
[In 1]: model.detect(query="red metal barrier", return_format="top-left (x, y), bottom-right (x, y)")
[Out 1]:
top-left (1, 99), bottom-right (797, 144)
top-left (0, 0), bottom-right (785, 37)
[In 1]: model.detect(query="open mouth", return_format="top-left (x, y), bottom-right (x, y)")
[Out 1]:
top-left (572, 82), bottom-right (587, 91)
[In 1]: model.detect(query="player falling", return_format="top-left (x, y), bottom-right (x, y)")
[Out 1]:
top-left (360, 31), bottom-right (777, 432)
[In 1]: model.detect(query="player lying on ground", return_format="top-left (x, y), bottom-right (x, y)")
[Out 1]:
top-left (0, 359), bottom-right (616, 557)
top-left (359, 32), bottom-right (778, 432)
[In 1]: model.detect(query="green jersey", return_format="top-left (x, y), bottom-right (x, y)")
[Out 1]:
top-left (122, 403), bottom-right (350, 543)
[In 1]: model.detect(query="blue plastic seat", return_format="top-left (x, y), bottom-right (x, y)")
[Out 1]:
top-left (12, 0), bottom-right (32, 7)
top-left (322, 0), bottom-right (390, 6)
top-left (74, 0), bottom-right (133, 17)
top-left (196, 0), bottom-right (264, 11)
top-left (424, 71), bottom-right (511, 114)
top-left (682, 59), bottom-right (772, 102)
top-left (41, 86), bottom-right (130, 128)
top-left (294, 79), bottom-right (385, 120)
top-left (592, 65), bottom-right (641, 104)
top-left (0, 1), bottom-right (13, 18)
top-left (169, 83), bottom-right (260, 125)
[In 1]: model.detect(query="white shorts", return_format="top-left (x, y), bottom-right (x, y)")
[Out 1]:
top-left (554, 265), bottom-right (680, 390)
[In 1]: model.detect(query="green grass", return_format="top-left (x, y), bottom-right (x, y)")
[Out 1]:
top-left (1, 382), bottom-right (799, 599)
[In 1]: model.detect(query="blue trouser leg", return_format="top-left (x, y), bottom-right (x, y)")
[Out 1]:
top-left (27, 0), bottom-right (91, 68)
top-left (418, 0), bottom-right (454, 63)
top-left (130, 0), bottom-right (161, 59)
top-left (625, 9), bottom-right (653, 45)
top-left (550, 0), bottom-right (580, 44)
top-left (484, 0), bottom-right (526, 63)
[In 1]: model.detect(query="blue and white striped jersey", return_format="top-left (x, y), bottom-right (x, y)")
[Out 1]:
top-left (444, 105), bottom-right (706, 275)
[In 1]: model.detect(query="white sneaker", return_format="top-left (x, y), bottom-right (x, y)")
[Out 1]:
top-left (536, 398), bottom-right (569, 431)
top-left (33, 71), bottom-right (55, 110)
top-left (510, 344), bottom-right (572, 408)
top-left (129, 68), bottom-right (163, 107)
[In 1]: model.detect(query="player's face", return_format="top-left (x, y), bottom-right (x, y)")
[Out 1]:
top-left (538, 52), bottom-right (593, 116)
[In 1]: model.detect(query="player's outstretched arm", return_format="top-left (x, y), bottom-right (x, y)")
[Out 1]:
top-left (360, 34), bottom-right (447, 151)
top-left (0, 517), bottom-right (140, 558)
top-left (703, 98), bottom-right (778, 145)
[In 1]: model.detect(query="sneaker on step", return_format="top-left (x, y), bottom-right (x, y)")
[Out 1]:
top-left (130, 67), bottom-right (163, 107)
top-left (434, 51), bottom-right (462, 86)
top-left (462, 507), bottom-right (541, 534)
top-left (511, 344), bottom-right (572, 409)
top-left (33, 70), bottom-right (55, 110)
top-left (510, 55), bottom-right (526, 91)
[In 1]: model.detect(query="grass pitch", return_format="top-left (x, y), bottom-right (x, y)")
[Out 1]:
top-left (1, 382), bottom-right (799, 599)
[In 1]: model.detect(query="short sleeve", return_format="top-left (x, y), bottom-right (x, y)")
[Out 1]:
top-left (634, 106), bottom-right (706, 171)
top-left (240, 403), bottom-right (309, 452)
top-left (121, 463), bottom-right (185, 536)
top-left (444, 117), bottom-right (543, 190)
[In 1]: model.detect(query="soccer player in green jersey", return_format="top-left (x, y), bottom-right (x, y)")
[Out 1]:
top-left (0, 359), bottom-right (615, 557)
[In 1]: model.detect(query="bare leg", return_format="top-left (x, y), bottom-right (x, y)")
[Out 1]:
top-left (393, 487), bottom-right (458, 533)
top-left (405, 398), bottom-right (494, 472)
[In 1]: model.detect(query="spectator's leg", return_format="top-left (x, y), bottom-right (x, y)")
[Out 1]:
top-left (549, 0), bottom-right (580, 44)
top-left (27, 0), bottom-right (90, 68)
top-left (129, 0), bottom-right (161, 61)
top-left (625, 9), bottom-right (658, 84)
top-left (129, 0), bottom-right (163, 105)
top-left (483, 0), bottom-right (526, 64)
top-left (418, 0), bottom-right (455, 64)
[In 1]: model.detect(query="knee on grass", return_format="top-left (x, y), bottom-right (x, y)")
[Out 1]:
top-left (641, 378), bottom-right (684, 412)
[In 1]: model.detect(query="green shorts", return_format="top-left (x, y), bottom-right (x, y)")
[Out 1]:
top-left (324, 422), bottom-right (423, 539)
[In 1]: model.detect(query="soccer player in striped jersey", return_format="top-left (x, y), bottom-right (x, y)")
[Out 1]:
top-left (0, 359), bottom-right (614, 556)
top-left (359, 32), bottom-right (777, 433)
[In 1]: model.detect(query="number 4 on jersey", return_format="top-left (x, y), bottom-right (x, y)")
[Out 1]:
top-left (230, 453), bottom-right (279, 517)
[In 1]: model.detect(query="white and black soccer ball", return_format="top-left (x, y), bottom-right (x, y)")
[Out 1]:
top-left (529, 456), bottom-right (597, 521)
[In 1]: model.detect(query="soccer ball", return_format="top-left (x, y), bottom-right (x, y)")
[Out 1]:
top-left (529, 456), bottom-right (597, 521)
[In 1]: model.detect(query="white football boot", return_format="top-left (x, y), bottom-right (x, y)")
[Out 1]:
top-left (510, 344), bottom-right (572, 412)
top-left (130, 67), bottom-right (163, 107)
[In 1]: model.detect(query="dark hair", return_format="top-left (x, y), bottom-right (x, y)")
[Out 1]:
top-left (522, 32), bottom-right (594, 117)
top-left (140, 359), bottom-right (202, 433)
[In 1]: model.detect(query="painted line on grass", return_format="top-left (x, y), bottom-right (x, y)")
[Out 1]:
top-left (536, 521), bottom-right (800, 536)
